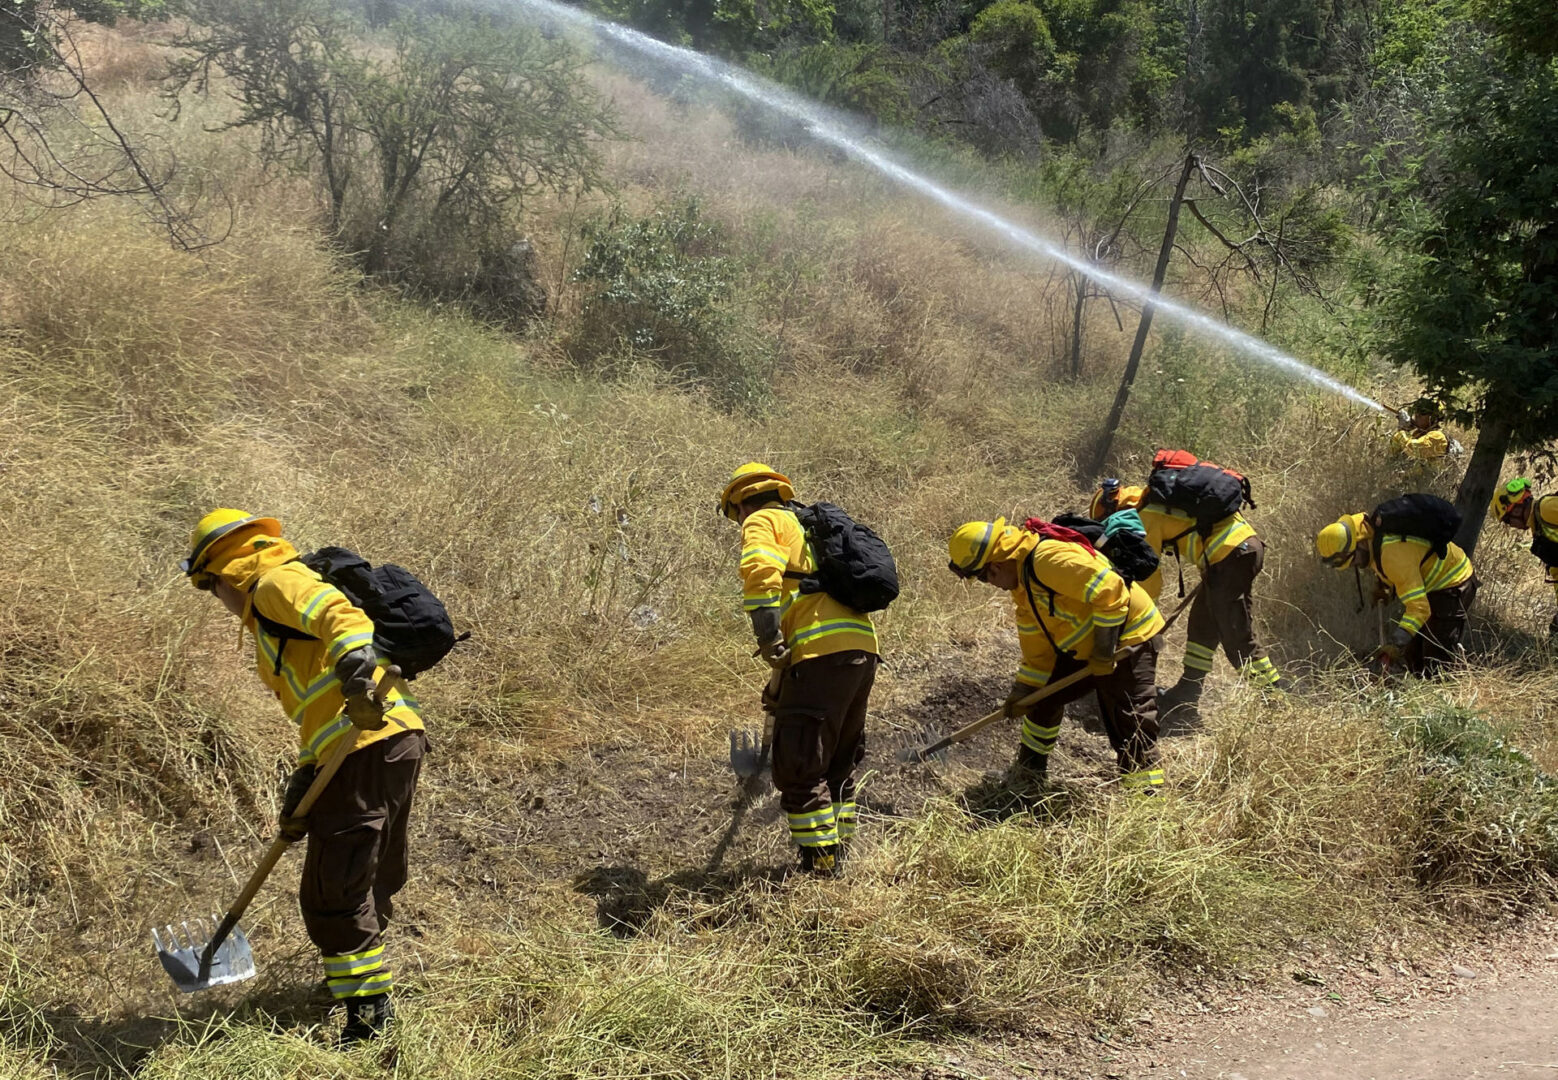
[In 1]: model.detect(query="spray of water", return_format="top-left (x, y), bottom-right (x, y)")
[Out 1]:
top-left (510, 0), bottom-right (1389, 414)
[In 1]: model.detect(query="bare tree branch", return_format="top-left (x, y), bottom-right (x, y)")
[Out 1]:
top-left (0, 2), bottom-right (226, 248)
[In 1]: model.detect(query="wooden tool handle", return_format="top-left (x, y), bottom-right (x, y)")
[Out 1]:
top-left (907, 583), bottom-right (1203, 762)
top-left (199, 665), bottom-right (401, 971)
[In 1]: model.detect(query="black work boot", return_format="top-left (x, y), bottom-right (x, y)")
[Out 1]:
top-left (799, 844), bottom-right (841, 877)
top-left (340, 993), bottom-right (394, 1046)
top-left (1157, 677), bottom-right (1205, 737)
top-left (1006, 746), bottom-right (1049, 792)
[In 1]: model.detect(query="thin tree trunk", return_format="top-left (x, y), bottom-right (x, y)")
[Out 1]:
top-left (1070, 274), bottom-right (1086, 378)
top-left (1453, 413), bottom-right (1513, 558)
top-left (1086, 151), bottom-right (1197, 479)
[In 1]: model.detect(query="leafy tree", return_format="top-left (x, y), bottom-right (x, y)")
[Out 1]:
top-left (1380, 6), bottom-right (1558, 554)
top-left (168, 0), bottom-right (616, 317)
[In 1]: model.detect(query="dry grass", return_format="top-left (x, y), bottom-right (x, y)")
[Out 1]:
top-left (4, 20), bottom-right (1558, 1079)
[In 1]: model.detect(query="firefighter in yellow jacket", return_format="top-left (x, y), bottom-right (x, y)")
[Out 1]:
top-left (947, 517), bottom-right (1166, 791)
top-left (1389, 398), bottom-right (1451, 462)
top-left (1090, 479), bottom-right (1287, 728)
top-left (182, 509), bottom-right (425, 1043)
top-left (1490, 478), bottom-right (1558, 638)
top-left (721, 465), bottom-right (878, 876)
top-left (1315, 512), bottom-right (1477, 676)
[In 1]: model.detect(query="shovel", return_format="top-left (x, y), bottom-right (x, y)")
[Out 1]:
top-left (899, 584), bottom-right (1202, 764)
top-left (729, 665), bottom-right (785, 780)
top-left (154, 666), bottom-right (401, 993)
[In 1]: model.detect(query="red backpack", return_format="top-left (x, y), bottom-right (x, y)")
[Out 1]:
top-left (1021, 517), bottom-right (1098, 555)
top-left (1146, 449), bottom-right (1256, 537)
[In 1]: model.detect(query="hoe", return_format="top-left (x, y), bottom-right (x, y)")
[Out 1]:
top-left (898, 583), bottom-right (1202, 764)
top-left (153, 667), bottom-right (401, 993)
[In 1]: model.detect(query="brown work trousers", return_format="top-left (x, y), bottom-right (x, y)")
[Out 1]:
top-left (1184, 536), bottom-right (1269, 670)
top-left (300, 730), bottom-right (426, 961)
top-left (770, 650), bottom-right (876, 840)
top-left (1023, 638), bottom-right (1162, 775)
top-left (1405, 577), bottom-right (1479, 677)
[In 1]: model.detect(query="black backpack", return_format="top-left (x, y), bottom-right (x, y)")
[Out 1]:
top-left (252, 546), bottom-right (464, 680)
top-left (783, 502), bottom-right (899, 613)
top-left (1053, 512), bottom-right (1160, 586)
top-left (1369, 494), bottom-right (1462, 563)
top-left (1146, 449), bottom-right (1256, 538)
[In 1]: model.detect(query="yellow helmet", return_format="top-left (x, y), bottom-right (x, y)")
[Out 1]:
top-left (1315, 513), bottom-right (1366, 570)
top-left (1490, 477), bottom-right (1533, 521)
top-left (181, 508), bottom-right (282, 579)
top-left (948, 518), bottom-right (1007, 578)
top-left (719, 462), bottom-right (795, 521)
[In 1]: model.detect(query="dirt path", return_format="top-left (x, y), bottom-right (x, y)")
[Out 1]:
top-left (1166, 962), bottom-right (1558, 1079)
top-left (915, 919), bottom-right (1558, 1080)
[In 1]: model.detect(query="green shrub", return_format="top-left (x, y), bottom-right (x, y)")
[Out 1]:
top-left (570, 199), bottom-right (773, 411)
top-left (1392, 703), bottom-right (1558, 911)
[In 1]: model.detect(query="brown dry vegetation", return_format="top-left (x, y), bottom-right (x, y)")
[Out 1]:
top-left (2, 22), bottom-right (1556, 1080)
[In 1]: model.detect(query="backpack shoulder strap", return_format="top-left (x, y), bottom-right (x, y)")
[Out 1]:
top-left (777, 502), bottom-right (813, 579)
top-left (1020, 549), bottom-right (1066, 659)
top-left (247, 562), bottom-right (319, 675)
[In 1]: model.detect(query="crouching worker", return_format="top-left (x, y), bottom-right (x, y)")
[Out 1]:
top-left (1315, 499), bottom-right (1477, 676)
top-left (720, 465), bottom-right (881, 876)
top-left (182, 509), bottom-right (426, 1044)
top-left (947, 518), bottom-right (1166, 792)
top-left (1490, 478), bottom-right (1558, 639)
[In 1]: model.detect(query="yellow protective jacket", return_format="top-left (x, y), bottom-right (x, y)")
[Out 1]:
top-left (1522, 494), bottom-right (1558, 594)
top-left (210, 534), bottom-right (424, 765)
top-left (739, 506), bottom-right (878, 662)
top-left (1390, 428), bottom-right (1450, 461)
top-left (1007, 531), bottom-right (1164, 688)
top-left (1365, 524), bottom-right (1475, 637)
top-left (1135, 503), bottom-right (1256, 602)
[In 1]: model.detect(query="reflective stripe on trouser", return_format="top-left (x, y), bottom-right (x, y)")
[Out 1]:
top-left (832, 801), bottom-right (858, 842)
top-left (300, 731), bottom-right (425, 998)
top-left (1182, 640), bottom-right (1217, 674)
top-left (1241, 655), bottom-right (1282, 686)
top-left (1020, 717), bottom-right (1061, 756)
top-left (771, 651), bottom-right (876, 850)
top-left (1185, 536), bottom-right (1272, 672)
top-left (323, 946), bottom-right (393, 999)
top-left (1121, 767), bottom-right (1166, 792)
top-left (1014, 640), bottom-right (1162, 780)
top-left (787, 805), bottom-right (838, 847)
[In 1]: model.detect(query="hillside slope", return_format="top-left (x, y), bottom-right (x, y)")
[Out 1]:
top-left (2, 20), bottom-right (1557, 1079)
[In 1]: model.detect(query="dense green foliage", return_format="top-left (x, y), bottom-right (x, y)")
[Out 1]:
top-left (570, 199), bottom-right (771, 409)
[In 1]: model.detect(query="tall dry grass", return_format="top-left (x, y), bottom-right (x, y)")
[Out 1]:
top-left (3, 20), bottom-right (1558, 1079)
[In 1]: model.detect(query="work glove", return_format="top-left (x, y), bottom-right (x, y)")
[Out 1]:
top-left (1371, 580), bottom-right (1394, 607)
top-left (336, 645), bottom-right (387, 731)
top-left (1089, 624), bottom-right (1122, 677)
top-left (749, 608), bottom-right (790, 670)
top-left (278, 763), bottom-right (316, 842)
top-left (1374, 625), bottom-right (1414, 668)
top-left (1002, 681), bottom-right (1034, 719)
top-left (1396, 408), bottom-right (1413, 431)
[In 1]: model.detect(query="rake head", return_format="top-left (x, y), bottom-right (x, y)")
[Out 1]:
top-left (729, 728), bottom-right (770, 779)
top-left (895, 725), bottom-right (951, 764)
top-left (153, 914), bottom-right (255, 993)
